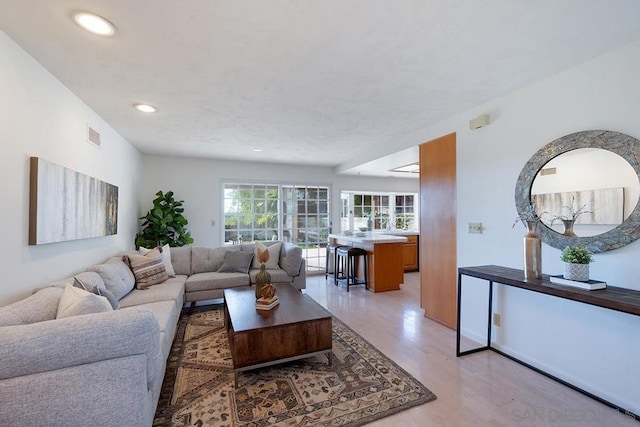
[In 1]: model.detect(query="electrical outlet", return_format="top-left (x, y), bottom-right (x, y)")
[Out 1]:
top-left (493, 313), bottom-right (501, 327)
top-left (468, 222), bottom-right (483, 234)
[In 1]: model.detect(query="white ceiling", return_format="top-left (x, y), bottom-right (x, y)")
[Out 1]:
top-left (2, 1), bottom-right (640, 177)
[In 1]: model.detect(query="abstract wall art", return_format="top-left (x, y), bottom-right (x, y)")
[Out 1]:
top-left (532, 187), bottom-right (624, 226)
top-left (29, 157), bottom-right (118, 245)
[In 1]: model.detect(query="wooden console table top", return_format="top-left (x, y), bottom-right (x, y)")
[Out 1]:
top-left (459, 265), bottom-right (640, 316)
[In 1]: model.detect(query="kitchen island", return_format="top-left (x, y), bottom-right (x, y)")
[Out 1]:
top-left (328, 232), bottom-right (407, 292)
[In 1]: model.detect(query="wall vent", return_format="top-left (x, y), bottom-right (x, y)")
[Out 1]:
top-left (540, 167), bottom-right (557, 176)
top-left (87, 126), bottom-right (101, 148)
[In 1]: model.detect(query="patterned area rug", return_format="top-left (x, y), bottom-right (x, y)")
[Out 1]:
top-left (153, 306), bottom-right (436, 426)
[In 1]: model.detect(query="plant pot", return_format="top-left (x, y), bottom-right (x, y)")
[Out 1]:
top-left (564, 262), bottom-right (589, 282)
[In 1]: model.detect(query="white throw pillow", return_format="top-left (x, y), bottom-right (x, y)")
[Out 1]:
top-left (139, 244), bottom-right (176, 277)
top-left (252, 242), bottom-right (282, 269)
top-left (56, 284), bottom-right (113, 319)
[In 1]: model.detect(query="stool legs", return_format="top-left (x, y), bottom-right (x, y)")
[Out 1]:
top-left (335, 248), bottom-right (368, 292)
top-left (325, 245), bottom-right (343, 286)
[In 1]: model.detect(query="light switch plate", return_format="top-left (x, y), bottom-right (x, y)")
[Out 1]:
top-left (468, 222), bottom-right (483, 234)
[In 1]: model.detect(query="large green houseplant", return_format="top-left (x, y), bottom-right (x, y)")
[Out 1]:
top-left (135, 191), bottom-right (194, 249)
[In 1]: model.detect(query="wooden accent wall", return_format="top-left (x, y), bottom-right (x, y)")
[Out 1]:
top-left (419, 133), bottom-right (457, 329)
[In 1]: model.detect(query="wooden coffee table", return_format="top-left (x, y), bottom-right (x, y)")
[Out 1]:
top-left (223, 284), bottom-right (332, 386)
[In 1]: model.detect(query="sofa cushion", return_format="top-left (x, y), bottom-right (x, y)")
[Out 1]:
top-left (249, 267), bottom-right (293, 284)
top-left (185, 272), bottom-right (250, 293)
top-left (121, 300), bottom-right (178, 360)
top-left (73, 272), bottom-right (119, 310)
top-left (191, 247), bottom-right (230, 274)
top-left (280, 244), bottom-right (303, 277)
top-left (251, 242), bottom-right (282, 269)
top-left (0, 287), bottom-right (63, 326)
top-left (87, 258), bottom-right (136, 300)
top-left (123, 248), bottom-right (169, 290)
top-left (170, 246), bottom-right (192, 276)
top-left (218, 250), bottom-right (254, 274)
top-left (139, 244), bottom-right (176, 277)
top-left (56, 284), bottom-right (113, 319)
top-left (118, 276), bottom-right (186, 312)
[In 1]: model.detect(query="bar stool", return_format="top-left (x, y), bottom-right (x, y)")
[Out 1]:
top-left (324, 243), bottom-right (345, 282)
top-left (335, 247), bottom-right (368, 292)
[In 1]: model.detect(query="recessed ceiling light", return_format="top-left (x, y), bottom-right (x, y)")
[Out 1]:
top-left (72, 12), bottom-right (117, 36)
top-left (134, 104), bottom-right (156, 113)
top-left (252, 147), bottom-right (263, 152)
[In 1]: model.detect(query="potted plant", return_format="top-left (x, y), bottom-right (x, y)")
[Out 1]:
top-left (560, 246), bottom-right (594, 281)
top-left (135, 190), bottom-right (194, 249)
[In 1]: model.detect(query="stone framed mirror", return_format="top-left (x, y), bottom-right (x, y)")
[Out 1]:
top-left (515, 130), bottom-right (640, 253)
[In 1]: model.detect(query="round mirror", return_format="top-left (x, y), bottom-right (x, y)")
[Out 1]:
top-left (531, 148), bottom-right (640, 237)
top-left (515, 130), bottom-right (640, 253)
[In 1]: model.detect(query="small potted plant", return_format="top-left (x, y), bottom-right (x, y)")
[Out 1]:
top-left (560, 246), bottom-right (594, 281)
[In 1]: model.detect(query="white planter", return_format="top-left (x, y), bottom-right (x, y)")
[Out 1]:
top-left (564, 262), bottom-right (589, 282)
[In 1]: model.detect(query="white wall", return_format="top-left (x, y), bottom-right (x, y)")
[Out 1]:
top-left (415, 40), bottom-right (640, 413)
top-left (0, 31), bottom-right (141, 305)
top-left (139, 156), bottom-right (418, 248)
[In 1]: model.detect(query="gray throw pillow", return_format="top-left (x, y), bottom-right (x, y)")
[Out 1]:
top-left (87, 259), bottom-right (135, 300)
top-left (73, 275), bottom-right (119, 310)
top-left (280, 245), bottom-right (303, 276)
top-left (217, 250), bottom-right (254, 274)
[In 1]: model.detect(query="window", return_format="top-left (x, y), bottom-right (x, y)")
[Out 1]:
top-left (223, 183), bottom-right (279, 243)
top-left (341, 191), bottom-right (417, 231)
top-left (394, 194), bottom-right (416, 230)
top-left (223, 182), bottom-right (330, 273)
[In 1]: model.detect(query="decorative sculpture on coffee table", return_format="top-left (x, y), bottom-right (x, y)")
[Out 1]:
top-left (256, 283), bottom-right (279, 310)
top-left (255, 245), bottom-right (272, 299)
top-left (260, 283), bottom-right (276, 299)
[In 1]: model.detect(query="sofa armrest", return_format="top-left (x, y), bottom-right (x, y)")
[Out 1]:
top-left (292, 258), bottom-right (306, 290)
top-left (0, 308), bottom-right (162, 389)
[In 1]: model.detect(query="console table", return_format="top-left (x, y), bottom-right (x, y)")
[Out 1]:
top-left (456, 265), bottom-right (640, 420)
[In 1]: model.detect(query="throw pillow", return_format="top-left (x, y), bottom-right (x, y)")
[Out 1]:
top-left (139, 244), bottom-right (176, 277)
top-left (73, 275), bottom-right (119, 310)
top-left (56, 284), bottom-right (113, 319)
top-left (87, 259), bottom-right (136, 300)
top-left (252, 242), bottom-right (282, 269)
top-left (280, 244), bottom-right (303, 276)
top-left (123, 247), bottom-right (169, 289)
top-left (217, 250), bottom-right (254, 274)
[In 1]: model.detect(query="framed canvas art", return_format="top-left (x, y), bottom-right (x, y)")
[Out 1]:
top-left (29, 157), bottom-right (118, 245)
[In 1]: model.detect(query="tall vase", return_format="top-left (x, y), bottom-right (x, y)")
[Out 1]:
top-left (561, 219), bottom-right (577, 237)
top-left (523, 221), bottom-right (542, 279)
top-left (255, 263), bottom-right (271, 299)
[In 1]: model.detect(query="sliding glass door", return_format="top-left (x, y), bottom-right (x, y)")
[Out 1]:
top-left (223, 182), bottom-right (330, 273)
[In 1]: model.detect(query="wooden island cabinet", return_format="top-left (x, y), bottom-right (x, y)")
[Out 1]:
top-left (403, 235), bottom-right (419, 271)
top-left (328, 232), bottom-right (407, 292)
top-left (383, 232), bottom-right (419, 272)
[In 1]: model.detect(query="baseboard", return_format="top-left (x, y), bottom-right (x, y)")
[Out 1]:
top-left (491, 342), bottom-right (639, 418)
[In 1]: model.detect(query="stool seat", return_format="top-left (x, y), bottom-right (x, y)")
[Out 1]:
top-left (335, 246), bottom-right (368, 292)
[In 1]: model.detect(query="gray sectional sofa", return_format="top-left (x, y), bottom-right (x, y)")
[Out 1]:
top-left (0, 241), bottom-right (304, 427)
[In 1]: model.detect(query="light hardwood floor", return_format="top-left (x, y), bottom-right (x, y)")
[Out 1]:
top-left (302, 272), bottom-right (637, 427)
